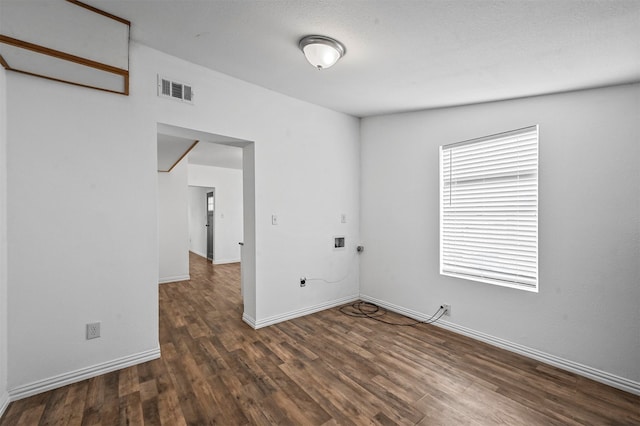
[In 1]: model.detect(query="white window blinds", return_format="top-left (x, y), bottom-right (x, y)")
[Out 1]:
top-left (440, 125), bottom-right (538, 292)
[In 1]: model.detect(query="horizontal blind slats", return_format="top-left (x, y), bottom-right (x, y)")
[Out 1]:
top-left (442, 248), bottom-right (537, 265)
top-left (442, 258), bottom-right (537, 276)
top-left (441, 266), bottom-right (537, 287)
top-left (440, 125), bottom-right (538, 291)
top-left (443, 149), bottom-right (538, 173)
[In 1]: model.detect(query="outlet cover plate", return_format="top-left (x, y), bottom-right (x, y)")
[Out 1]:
top-left (86, 322), bottom-right (101, 339)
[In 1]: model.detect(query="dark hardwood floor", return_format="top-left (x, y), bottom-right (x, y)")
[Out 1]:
top-left (2, 252), bottom-right (639, 425)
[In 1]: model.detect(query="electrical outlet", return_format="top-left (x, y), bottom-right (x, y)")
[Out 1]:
top-left (442, 304), bottom-right (451, 316)
top-left (86, 322), bottom-right (101, 339)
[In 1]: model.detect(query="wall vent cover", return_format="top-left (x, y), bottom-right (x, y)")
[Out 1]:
top-left (158, 75), bottom-right (193, 103)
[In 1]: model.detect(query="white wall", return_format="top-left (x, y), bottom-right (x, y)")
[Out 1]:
top-left (141, 43), bottom-right (361, 326)
top-left (6, 67), bottom-right (160, 393)
top-left (241, 144), bottom-right (257, 323)
top-left (0, 64), bottom-right (9, 415)
top-left (4, 39), bottom-right (359, 396)
top-left (188, 164), bottom-right (243, 264)
top-left (360, 84), bottom-right (640, 389)
top-left (158, 159), bottom-right (189, 283)
top-left (187, 186), bottom-right (212, 259)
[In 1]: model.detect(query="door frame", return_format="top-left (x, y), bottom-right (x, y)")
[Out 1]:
top-left (157, 123), bottom-right (256, 323)
top-left (206, 189), bottom-right (215, 262)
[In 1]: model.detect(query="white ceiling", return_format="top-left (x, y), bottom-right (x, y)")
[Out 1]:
top-left (157, 124), bottom-right (246, 171)
top-left (189, 142), bottom-right (243, 170)
top-left (157, 133), bottom-right (196, 172)
top-left (88, 0), bottom-right (639, 117)
top-left (157, 134), bottom-right (242, 171)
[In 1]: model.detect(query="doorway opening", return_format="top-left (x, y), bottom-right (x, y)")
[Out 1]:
top-left (186, 186), bottom-right (215, 261)
top-left (156, 123), bottom-right (256, 321)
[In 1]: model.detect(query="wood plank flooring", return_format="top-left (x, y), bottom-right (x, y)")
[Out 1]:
top-left (2, 252), bottom-right (639, 425)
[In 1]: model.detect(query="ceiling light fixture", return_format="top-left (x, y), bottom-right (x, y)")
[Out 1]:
top-left (298, 35), bottom-right (346, 70)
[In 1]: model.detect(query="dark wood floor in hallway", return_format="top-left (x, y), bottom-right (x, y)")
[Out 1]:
top-left (2, 252), bottom-right (639, 425)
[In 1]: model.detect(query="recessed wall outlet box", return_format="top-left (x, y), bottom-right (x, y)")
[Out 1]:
top-left (442, 304), bottom-right (451, 316)
top-left (334, 236), bottom-right (345, 250)
top-left (86, 322), bottom-right (101, 339)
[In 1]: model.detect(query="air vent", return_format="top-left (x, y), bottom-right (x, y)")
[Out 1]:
top-left (158, 75), bottom-right (193, 103)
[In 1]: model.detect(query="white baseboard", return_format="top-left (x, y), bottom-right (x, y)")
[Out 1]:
top-left (188, 252), bottom-right (239, 265)
top-left (213, 258), bottom-right (240, 265)
top-left (242, 312), bottom-right (256, 329)
top-left (8, 347), bottom-right (161, 402)
top-left (360, 294), bottom-right (640, 396)
top-left (189, 251), bottom-right (240, 265)
top-left (253, 294), bottom-right (359, 329)
top-left (158, 274), bottom-right (190, 284)
top-left (189, 250), bottom-right (207, 259)
top-left (0, 391), bottom-right (9, 419)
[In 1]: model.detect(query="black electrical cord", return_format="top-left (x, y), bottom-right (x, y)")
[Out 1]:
top-left (339, 301), bottom-right (446, 327)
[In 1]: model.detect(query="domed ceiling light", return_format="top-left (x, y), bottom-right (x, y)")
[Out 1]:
top-left (298, 35), bottom-right (346, 70)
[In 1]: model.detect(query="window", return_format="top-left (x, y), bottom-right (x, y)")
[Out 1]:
top-left (440, 125), bottom-right (538, 292)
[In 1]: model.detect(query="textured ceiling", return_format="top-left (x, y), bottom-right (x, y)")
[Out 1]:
top-left (87, 0), bottom-right (640, 117)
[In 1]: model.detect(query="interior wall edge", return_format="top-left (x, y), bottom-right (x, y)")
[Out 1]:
top-left (242, 312), bottom-right (256, 329)
top-left (0, 49), bottom-right (8, 422)
top-left (0, 392), bottom-right (8, 420)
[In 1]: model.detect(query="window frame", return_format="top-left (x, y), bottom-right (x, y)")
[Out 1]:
top-left (439, 125), bottom-right (539, 292)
